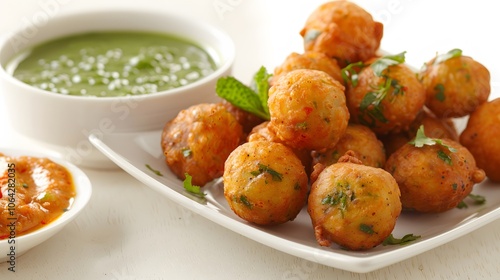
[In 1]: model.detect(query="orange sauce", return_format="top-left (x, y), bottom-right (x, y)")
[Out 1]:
top-left (0, 153), bottom-right (76, 239)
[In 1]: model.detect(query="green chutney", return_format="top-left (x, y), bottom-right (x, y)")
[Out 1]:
top-left (9, 31), bottom-right (217, 97)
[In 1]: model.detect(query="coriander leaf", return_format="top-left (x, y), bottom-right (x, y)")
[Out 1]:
top-left (434, 48), bottom-right (462, 65)
top-left (383, 233), bottom-right (421, 246)
top-left (341, 61), bottom-right (365, 86)
top-left (468, 193), bottom-right (486, 205)
top-left (183, 173), bottom-right (206, 198)
top-left (216, 77), bottom-right (269, 120)
top-left (409, 125), bottom-right (457, 153)
top-left (371, 52), bottom-right (406, 76)
top-left (181, 148), bottom-right (192, 158)
top-left (437, 150), bottom-right (453, 165)
top-left (239, 195), bottom-right (252, 208)
top-left (359, 224), bottom-right (375, 235)
top-left (250, 66), bottom-right (272, 118)
top-left (146, 164), bottom-right (163, 176)
top-left (457, 193), bottom-right (486, 209)
top-left (250, 163), bottom-right (283, 181)
top-left (434, 84), bottom-right (446, 102)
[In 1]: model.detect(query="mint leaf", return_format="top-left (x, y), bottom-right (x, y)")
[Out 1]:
top-left (251, 66), bottom-right (272, 118)
top-left (215, 67), bottom-right (271, 120)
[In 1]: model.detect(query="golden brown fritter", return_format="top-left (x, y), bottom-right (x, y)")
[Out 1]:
top-left (460, 98), bottom-right (500, 182)
top-left (346, 58), bottom-right (426, 135)
top-left (308, 152), bottom-right (401, 250)
top-left (420, 52), bottom-right (490, 118)
top-left (268, 69), bottom-right (349, 151)
top-left (300, 0), bottom-right (383, 67)
top-left (273, 51), bottom-right (344, 86)
top-left (248, 121), bottom-right (313, 176)
top-left (311, 123), bottom-right (386, 168)
top-left (161, 103), bottom-right (243, 186)
top-left (385, 138), bottom-right (485, 213)
top-left (223, 141), bottom-right (308, 225)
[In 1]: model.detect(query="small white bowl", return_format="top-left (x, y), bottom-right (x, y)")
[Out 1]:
top-left (0, 9), bottom-right (235, 168)
top-left (0, 148), bottom-right (92, 263)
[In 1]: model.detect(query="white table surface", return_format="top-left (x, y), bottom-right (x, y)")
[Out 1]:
top-left (1, 0), bottom-right (499, 279)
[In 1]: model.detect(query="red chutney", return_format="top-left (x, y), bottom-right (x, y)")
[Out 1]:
top-left (0, 153), bottom-right (76, 239)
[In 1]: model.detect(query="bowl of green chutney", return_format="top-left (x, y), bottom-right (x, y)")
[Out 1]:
top-left (0, 9), bottom-right (235, 168)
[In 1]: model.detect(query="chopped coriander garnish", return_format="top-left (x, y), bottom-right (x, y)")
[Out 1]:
top-left (469, 193), bottom-right (486, 205)
top-left (409, 125), bottom-right (458, 153)
top-left (239, 195), bottom-right (252, 208)
top-left (358, 60), bottom-right (406, 127)
top-left (146, 164), bottom-right (163, 176)
top-left (434, 83), bottom-right (446, 101)
top-left (458, 193), bottom-right (486, 209)
top-left (22, 183), bottom-right (29, 188)
top-left (341, 61), bottom-right (365, 86)
top-left (383, 233), bottom-right (421, 246)
top-left (321, 183), bottom-right (354, 218)
top-left (359, 224), bottom-right (375, 235)
top-left (181, 148), bottom-right (192, 158)
top-left (216, 66), bottom-right (271, 120)
top-left (434, 48), bottom-right (462, 65)
top-left (183, 173), bottom-right (206, 198)
top-left (370, 52), bottom-right (406, 77)
top-left (437, 150), bottom-right (453, 165)
top-left (250, 163), bottom-right (283, 181)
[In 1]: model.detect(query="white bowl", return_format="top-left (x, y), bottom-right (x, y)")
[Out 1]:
top-left (0, 148), bottom-right (92, 263)
top-left (0, 9), bottom-right (235, 168)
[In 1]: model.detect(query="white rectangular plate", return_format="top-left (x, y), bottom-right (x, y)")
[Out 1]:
top-left (89, 131), bottom-right (500, 273)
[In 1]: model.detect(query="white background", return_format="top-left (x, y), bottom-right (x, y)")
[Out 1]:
top-left (1, 0), bottom-right (499, 279)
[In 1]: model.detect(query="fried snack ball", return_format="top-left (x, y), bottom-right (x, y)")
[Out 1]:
top-left (311, 123), bottom-right (386, 168)
top-left (381, 108), bottom-right (458, 157)
top-left (219, 99), bottom-right (265, 135)
top-left (161, 103), bottom-right (243, 186)
top-left (460, 98), bottom-right (500, 182)
top-left (300, 0), bottom-right (383, 67)
top-left (308, 152), bottom-right (401, 250)
top-left (346, 59), bottom-right (426, 135)
top-left (268, 69), bottom-right (349, 151)
top-left (385, 139), bottom-right (486, 213)
top-left (248, 121), bottom-right (313, 176)
top-left (273, 51), bottom-right (344, 86)
top-left (420, 52), bottom-right (490, 118)
top-left (223, 141), bottom-right (308, 225)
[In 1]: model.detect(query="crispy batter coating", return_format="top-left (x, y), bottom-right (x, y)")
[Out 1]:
top-left (311, 123), bottom-right (386, 168)
top-left (385, 139), bottom-right (485, 213)
top-left (248, 121), bottom-right (313, 176)
top-left (460, 98), bottom-right (500, 182)
top-left (300, 0), bottom-right (383, 67)
top-left (308, 152), bottom-right (401, 250)
top-left (381, 108), bottom-right (458, 157)
top-left (223, 141), bottom-right (308, 225)
top-left (268, 69), bottom-right (349, 151)
top-left (346, 60), bottom-right (426, 135)
top-left (420, 54), bottom-right (490, 118)
top-left (161, 103), bottom-right (243, 186)
top-left (273, 51), bottom-right (344, 86)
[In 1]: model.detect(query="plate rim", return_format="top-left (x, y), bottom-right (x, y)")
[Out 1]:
top-left (89, 132), bottom-right (500, 273)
